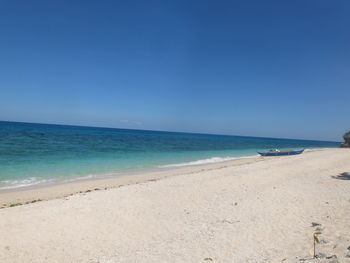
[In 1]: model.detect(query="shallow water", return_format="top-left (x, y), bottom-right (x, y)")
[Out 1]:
top-left (0, 121), bottom-right (339, 189)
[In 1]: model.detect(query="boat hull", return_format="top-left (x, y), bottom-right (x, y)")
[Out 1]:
top-left (257, 150), bottom-right (304, 157)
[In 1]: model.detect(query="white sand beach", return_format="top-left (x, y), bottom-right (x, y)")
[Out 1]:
top-left (0, 148), bottom-right (349, 262)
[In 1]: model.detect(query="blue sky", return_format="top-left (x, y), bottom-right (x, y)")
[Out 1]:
top-left (0, 0), bottom-right (349, 141)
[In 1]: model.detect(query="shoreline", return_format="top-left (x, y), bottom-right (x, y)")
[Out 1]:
top-left (0, 153), bottom-right (261, 191)
top-left (0, 148), bottom-right (329, 209)
top-left (1, 147), bottom-right (349, 262)
top-left (0, 154), bottom-right (264, 208)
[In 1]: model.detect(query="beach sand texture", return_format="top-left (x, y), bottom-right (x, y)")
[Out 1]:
top-left (0, 148), bottom-right (349, 262)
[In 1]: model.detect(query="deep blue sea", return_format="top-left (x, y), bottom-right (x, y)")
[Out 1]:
top-left (0, 121), bottom-right (339, 189)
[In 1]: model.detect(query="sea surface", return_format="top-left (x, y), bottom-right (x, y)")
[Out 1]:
top-left (0, 121), bottom-right (339, 189)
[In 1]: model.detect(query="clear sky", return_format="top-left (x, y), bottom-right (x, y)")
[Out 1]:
top-left (0, 0), bottom-right (349, 141)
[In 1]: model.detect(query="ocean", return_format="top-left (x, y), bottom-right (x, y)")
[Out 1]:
top-left (0, 121), bottom-right (339, 189)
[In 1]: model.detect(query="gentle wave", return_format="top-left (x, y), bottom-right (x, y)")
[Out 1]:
top-left (304, 148), bottom-right (329, 152)
top-left (159, 155), bottom-right (258, 168)
top-left (158, 148), bottom-right (329, 168)
top-left (0, 174), bottom-right (112, 190)
top-left (0, 177), bottom-right (56, 190)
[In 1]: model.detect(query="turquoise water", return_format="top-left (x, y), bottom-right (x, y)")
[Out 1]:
top-left (0, 121), bottom-right (339, 189)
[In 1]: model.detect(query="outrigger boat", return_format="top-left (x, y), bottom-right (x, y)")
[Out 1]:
top-left (257, 149), bottom-right (304, 157)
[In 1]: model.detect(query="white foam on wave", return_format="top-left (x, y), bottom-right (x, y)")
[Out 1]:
top-left (304, 147), bottom-right (330, 152)
top-left (159, 154), bottom-right (258, 168)
top-left (0, 171), bottom-right (127, 190)
top-left (62, 174), bottom-right (96, 183)
top-left (0, 177), bottom-right (56, 190)
top-left (0, 174), bottom-right (112, 190)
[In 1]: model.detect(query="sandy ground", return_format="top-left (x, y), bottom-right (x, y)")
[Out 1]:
top-left (0, 148), bottom-right (349, 263)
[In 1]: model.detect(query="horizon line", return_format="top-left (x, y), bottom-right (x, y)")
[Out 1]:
top-left (0, 119), bottom-right (341, 144)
